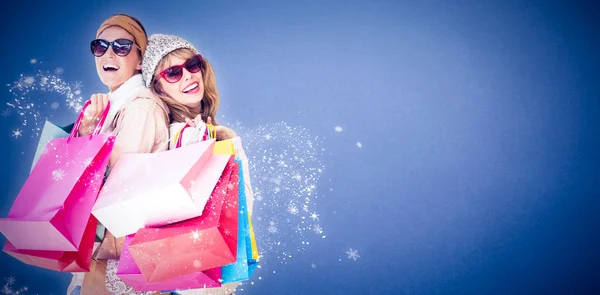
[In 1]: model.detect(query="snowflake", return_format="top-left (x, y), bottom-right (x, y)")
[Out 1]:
top-left (313, 224), bottom-right (323, 234)
top-left (23, 76), bottom-right (35, 85)
top-left (346, 248), bottom-right (360, 261)
top-left (189, 229), bottom-right (202, 243)
top-left (310, 211), bottom-right (319, 220)
top-left (74, 81), bottom-right (83, 89)
top-left (265, 134), bottom-right (271, 140)
top-left (268, 225), bottom-right (278, 234)
top-left (54, 67), bottom-right (64, 75)
top-left (193, 260), bottom-right (201, 268)
top-left (11, 129), bottom-right (23, 138)
top-left (51, 102), bottom-right (59, 109)
top-left (30, 58), bottom-right (37, 64)
top-left (1, 109), bottom-right (10, 117)
top-left (334, 126), bottom-right (343, 132)
top-left (357, 142), bottom-right (362, 148)
top-left (311, 263), bottom-right (317, 268)
top-left (224, 229), bottom-right (231, 236)
top-left (292, 173), bottom-right (302, 181)
top-left (288, 205), bottom-right (299, 215)
top-left (2, 276), bottom-right (28, 295)
top-left (52, 169), bottom-right (66, 181)
top-left (83, 157), bottom-right (94, 166)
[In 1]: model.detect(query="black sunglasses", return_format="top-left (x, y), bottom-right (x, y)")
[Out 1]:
top-left (90, 38), bottom-right (140, 57)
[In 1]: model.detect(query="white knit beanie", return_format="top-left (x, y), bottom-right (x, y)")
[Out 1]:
top-left (142, 34), bottom-right (198, 88)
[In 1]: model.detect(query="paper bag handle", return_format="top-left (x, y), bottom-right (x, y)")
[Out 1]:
top-left (68, 100), bottom-right (111, 142)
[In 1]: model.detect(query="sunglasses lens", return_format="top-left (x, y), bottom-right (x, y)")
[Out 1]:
top-left (91, 39), bottom-right (108, 57)
top-left (112, 39), bottom-right (134, 56)
top-left (164, 66), bottom-right (183, 83)
top-left (184, 55), bottom-right (202, 73)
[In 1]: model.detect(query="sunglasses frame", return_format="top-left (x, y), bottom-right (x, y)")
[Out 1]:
top-left (157, 54), bottom-right (204, 84)
top-left (90, 38), bottom-right (141, 57)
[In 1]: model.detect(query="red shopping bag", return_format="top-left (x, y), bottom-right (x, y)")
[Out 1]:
top-left (117, 235), bottom-right (222, 291)
top-left (125, 157), bottom-right (239, 283)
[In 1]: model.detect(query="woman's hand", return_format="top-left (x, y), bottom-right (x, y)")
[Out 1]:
top-left (215, 125), bottom-right (237, 140)
top-left (206, 116), bottom-right (237, 140)
top-left (184, 114), bottom-right (204, 128)
top-left (79, 94), bottom-right (109, 136)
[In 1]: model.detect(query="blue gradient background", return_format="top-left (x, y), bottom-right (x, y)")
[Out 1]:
top-left (1, 0), bottom-right (599, 294)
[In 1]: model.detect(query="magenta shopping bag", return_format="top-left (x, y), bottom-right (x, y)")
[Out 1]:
top-left (0, 101), bottom-right (114, 251)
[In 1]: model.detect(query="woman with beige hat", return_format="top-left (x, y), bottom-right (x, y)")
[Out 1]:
top-left (67, 13), bottom-right (170, 295)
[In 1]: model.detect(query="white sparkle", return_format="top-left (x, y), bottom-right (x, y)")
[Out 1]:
top-left (52, 169), bottom-right (66, 181)
top-left (51, 102), bottom-right (59, 109)
top-left (310, 212), bottom-right (319, 220)
top-left (288, 205), bottom-right (299, 215)
top-left (193, 260), bottom-right (202, 268)
top-left (313, 224), bottom-right (323, 234)
top-left (83, 157), bottom-right (94, 166)
top-left (11, 129), bottom-right (23, 138)
top-left (356, 142), bottom-right (362, 148)
top-left (189, 229), bottom-right (202, 243)
top-left (268, 225), bottom-right (278, 234)
top-left (334, 126), bottom-right (343, 132)
top-left (54, 67), bottom-right (64, 75)
top-left (30, 59), bottom-right (37, 64)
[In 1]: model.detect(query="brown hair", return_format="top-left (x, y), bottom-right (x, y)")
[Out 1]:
top-left (151, 48), bottom-right (219, 124)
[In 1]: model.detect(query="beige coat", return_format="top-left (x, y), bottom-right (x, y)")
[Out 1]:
top-left (73, 75), bottom-right (170, 295)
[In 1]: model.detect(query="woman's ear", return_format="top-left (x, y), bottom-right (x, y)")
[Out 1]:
top-left (136, 61), bottom-right (142, 71)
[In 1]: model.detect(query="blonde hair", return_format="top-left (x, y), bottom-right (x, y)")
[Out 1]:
top-left (151, 48), bottom-right (219, 124)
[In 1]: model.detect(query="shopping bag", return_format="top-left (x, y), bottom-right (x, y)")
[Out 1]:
top-left (31, 121), bottom-right (74, 171)
top-left (0, 101), bottom-right (114, 251)
top-left (125, 157), bottom-right (239, 283)
top-left (3, 215), bottom-right (98, 271)
top-left (117, 235), bottom-right (222, 291)
top-left (221, 158), bottom-right (258, 283)
top-left (92, 140), bottom-right (231, 238)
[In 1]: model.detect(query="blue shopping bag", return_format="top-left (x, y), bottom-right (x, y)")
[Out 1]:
top-left (221, 158), bottom-right (258, 283)
top-left (31, 121), bottom-right (73, 171)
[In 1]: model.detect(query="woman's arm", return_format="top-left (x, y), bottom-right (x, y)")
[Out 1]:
top-left (108, 98), bottom-right (169, 168)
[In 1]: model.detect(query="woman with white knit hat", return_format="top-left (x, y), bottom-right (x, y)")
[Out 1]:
top-left (141, 33), bottom-right (256, 295)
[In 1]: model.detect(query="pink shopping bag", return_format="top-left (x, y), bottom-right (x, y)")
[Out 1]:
top-left (3, 215), bottom-right (98, 272)
top-left (92, 140), bottom-right (231, 238)
top-left (0, 101), bottom-right (114, 251)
